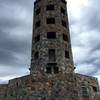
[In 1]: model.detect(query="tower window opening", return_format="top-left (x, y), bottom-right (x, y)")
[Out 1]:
top-left (36, 8), bottom-right (40, 15)
top-left (65, 51), bottom-right (69, 58)
top-left (16, 82), bottom-right (18, 87)
top-left (54, 66), bottom-right (59, 74)
top-left (61, 0), bottom-right (66, 4)
top-left (34, 52), bottom-right (39, 60)
top-left (41, 97), bottom-right (46, 100)
top-left (63, 34), bottom-right (68, 41)
top-left (61, 7), bottom-right (66, 15)
top-left (47, 18), bottom-right (55, 24)
top-left (46, 5), bottom-right (54, 10)
top-left (36, 20), bottom-right (40, 28)
top-left (62, 20), bottom-right (67, 27)
top-left (35, 35), bottom-right (40, 42)
top-left (47, 32), bottom-right (56, 39)
top-left (92, 86), bottom-right (97, 92)
top-left (46, 66), bottom-right (52, 74)
top-left (49, 49), bottom-right (56, 61)
top-left (46, 63), bottom-right (58, 74)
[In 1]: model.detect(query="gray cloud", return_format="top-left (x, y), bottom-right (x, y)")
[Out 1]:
top-left (69, 0), bottom-right (100, 79)
top-left (0, 0), bottom-right (33, 82)
top-left (80, 0), bottom-right (100, 32)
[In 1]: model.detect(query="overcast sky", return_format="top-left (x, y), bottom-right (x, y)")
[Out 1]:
top-left (0, 0), bottom-right (100, 85)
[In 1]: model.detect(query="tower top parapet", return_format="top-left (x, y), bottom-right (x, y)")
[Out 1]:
top-left (34, 0), bottom-right (67, 5)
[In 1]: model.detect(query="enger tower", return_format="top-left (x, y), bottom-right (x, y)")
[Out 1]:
top-left (31, 0), bottom-right (74, 77)
top-left (0, 0), bottom-right (99, 100)
top-left (29, 0), bottom-right (79, 99)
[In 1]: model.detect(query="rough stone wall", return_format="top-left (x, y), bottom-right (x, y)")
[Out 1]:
top-left (96, 92), bottom-right (100, 100)
top-left (76, 73), bottom-right (99, 100)
top-left (7, 73), bottom-right (79, 100)
top-left (30, 73), bottom-right (79, 100)
top-left (6, 73), bottom-right (100, 100)
top-left (0, 84), bottom-right (8, 99)
top-left (7, 75), bottom-right (32, 100)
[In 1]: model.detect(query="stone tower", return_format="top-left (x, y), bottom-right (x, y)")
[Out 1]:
top-left (30, 0), bottom-right (75, 76)
top-left (29, 0), bottom-right (79, 99)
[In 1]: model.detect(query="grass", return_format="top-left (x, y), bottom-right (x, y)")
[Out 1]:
top-left (0, 98), bottom-right (9, 100)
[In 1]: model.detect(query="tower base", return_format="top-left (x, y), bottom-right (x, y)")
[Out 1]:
top-left (28, 73), bottom-right (79, 100)
top-left (6, 73), bottom-right (99, 100)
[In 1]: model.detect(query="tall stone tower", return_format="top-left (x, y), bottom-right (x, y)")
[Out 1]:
top-left (29, 0), bottom-right (79, 99)
top-left (30, 0), bottom-right (74, 76)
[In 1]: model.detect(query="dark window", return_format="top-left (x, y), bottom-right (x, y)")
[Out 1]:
top-left (35, 35), bottom-right (40, 42)
top-left (49, 49), bottom-right (56, 61)
top-left (47, 18), bottom-right (55, 24)
top-left (61, 0), bottom-right (66, 4)
top-left (41, 97), bottom-right (46, 100)
top-left (62, 20), bottom-right (67, 27)
top-left (92, 86), bottom-right (97, 92)
top-left (34, 0), bottom-right (41, 5)
top-left (36, 8), bottom-right (40, 15)
top-left (36, 21), bottom-right (40, 28)
top-left (34, 52), bottom-right (39, 60)
top-left (61, 7), bottom-right (66, 15)
top-left (47, 32), bottom-right (56, 39)
top-left (11, 94), bottom-right (13, 96)
top-left (46, 66), bottom-right (52, 74)
top-left (46, 63), bottom-right (58, 74)
top-left (16, 82), bottom-right (18, 87)
top-left (82, 96), bottom-right (89, 100)
top-left (63, 34), bottom-right (68, 41)
top-left (54, 66), bottom-right (59, 74)
top-left (65, 51), bottom-right (69, 58)
top-left (46, 5), bottom-right (54, 10)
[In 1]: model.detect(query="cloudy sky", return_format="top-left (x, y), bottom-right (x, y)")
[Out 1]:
top-left (0, 0), bottom-right (100, 85)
